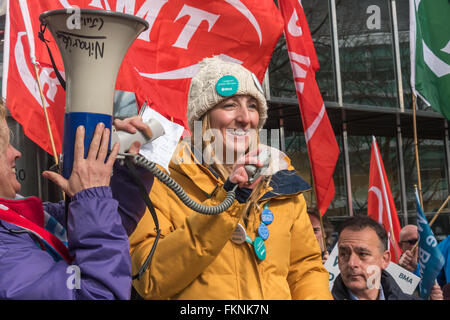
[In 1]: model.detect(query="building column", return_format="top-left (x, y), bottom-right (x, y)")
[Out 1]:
top-left (329, 0), bottom-right (352, 215)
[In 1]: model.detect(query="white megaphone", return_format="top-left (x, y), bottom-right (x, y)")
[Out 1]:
top-left (39, 9), bottom-right (149, 178)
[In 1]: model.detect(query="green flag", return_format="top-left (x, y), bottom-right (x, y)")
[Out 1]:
top-left (410, 0), bottom-right (450, 119)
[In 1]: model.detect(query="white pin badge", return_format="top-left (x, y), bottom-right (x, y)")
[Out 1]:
top-left (231, 223), bottom-right (247, 244)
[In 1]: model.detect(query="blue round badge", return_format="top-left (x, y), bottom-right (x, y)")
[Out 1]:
top-left (253, 237), bottom-right (266, 261)
top-left (216, 75), bottom-right (239, 97)
top-left (258, 223), bottom-right (269, 241)
top-left (261, 209), bottom-right (274, 225)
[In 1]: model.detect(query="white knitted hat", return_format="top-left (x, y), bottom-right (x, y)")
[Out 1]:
top-left (187, 56), bottom-right (268, 132)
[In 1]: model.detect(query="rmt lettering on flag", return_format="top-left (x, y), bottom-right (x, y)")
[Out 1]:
top-left (8, 0), bottom-right (283, 135)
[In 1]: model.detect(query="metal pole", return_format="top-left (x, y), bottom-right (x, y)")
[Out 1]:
top-left (279, 123), bottom-right (286, 153)
top-left (342, 116), bottom-right (353, 216)
top-left (396, 114), bottom-right (408, 225)
top-left (390, 0), bottom-right (405, 112)
top-left (329, 0), bottom-right (351, 215)
top-left (390, 0), bottom-right (408, 225)
top-left (278, 107), bottom-right (286, 152)
top-left (329, 0), bottom-right (343, 106)
top-left (412, 94), bottom-right (423, 207)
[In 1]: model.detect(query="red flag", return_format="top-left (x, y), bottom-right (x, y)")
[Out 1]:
top-left (368, 136), bottom-right (402, 263)
top-left (2, 0), bottom-right (65, 155)
top-left (278, 0), bottom-right (339, 215)
top-left (5, 0), bottom-right (283, 154)
top-left (117, 0), bottom-right (284, 129)
top-left (27, 0), bottom-right (284, 130)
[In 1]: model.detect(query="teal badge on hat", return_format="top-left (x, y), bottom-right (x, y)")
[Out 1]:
top-left (216, 75), bottom-right (239, 97)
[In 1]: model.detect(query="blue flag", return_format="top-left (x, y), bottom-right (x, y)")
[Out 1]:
top-left (437, 236), bottom-right (450, 286)
top-left (415, 190), bottom-right (445, 299)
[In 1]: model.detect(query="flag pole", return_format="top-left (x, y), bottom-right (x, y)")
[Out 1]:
top-left (389, 225), bottom-right (400, 264)
top-left (429, 195), bottom-right (450, 226)
top-left (312, 186), bottom-right (329, 258)
top-left (33, 64), bottom-right (59, 166)
top-left (319, 208), bottom-right (328, 257)
top-left (34, 66), bottom-right (63, 209)
top-left (412, 93), bottom-right (423, 207)
top-left (18, 0), bottom-right (59, 165)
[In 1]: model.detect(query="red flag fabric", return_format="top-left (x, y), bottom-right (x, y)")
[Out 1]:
top-left (278, 0), bottom-right (339, 215)
top-left (368, 136), bottom-right (402, 263)
top-left (21, 0), bottom-right (284, 131)
top-left (2, 0), bottom-right (65, 155)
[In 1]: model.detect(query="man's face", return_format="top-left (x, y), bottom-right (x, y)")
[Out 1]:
top-left (0, 119), bottom-right (22, 199)
top-left (308, 213), bottom-right (324, 250)
top-left (338, 227), bottom-right (390, 298)
top-left (399, 226), bottom-right (418, 252)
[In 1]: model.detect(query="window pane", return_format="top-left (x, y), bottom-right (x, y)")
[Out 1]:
top-left (284, 129), bottom-right (347, 217)
top-left (403, 138), bottom-right (449, 213)
top-left (304, 0), bottom-right (336, 102)
top-left (330, 135), bottom-right (347, 217)
top-left (269, 37), bottom-right (296, 99)
top-left (284, 131), bottom-right (314, 205)
top-left (269, 0), bottom-right (335, 101)
top-left (336, 0), bottom-right (397, 107)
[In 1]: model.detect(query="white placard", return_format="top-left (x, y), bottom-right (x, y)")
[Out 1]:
top-left (324, 244), bottom-right (340, 291)
top-left (385, 262), bottom-right (421, 295)
top-left (139, 107), bottom-right (184, 172)
top-left (324, 245), bottom-right (420, 295)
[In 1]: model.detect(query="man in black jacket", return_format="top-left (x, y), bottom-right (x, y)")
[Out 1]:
top-left (332, 216), bottom-right (421, 300)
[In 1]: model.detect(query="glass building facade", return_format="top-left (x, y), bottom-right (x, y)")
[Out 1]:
top-left (267, 0), bottom-right (450, 239)
top-left (0, 0), bottom-right (448, 238)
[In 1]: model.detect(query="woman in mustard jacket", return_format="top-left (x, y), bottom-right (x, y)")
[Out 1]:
top-left (129, 56), bottom-right (332, 300)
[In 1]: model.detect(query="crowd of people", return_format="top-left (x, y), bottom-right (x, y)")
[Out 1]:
top-left (0, 56), bottom-right (448, 300)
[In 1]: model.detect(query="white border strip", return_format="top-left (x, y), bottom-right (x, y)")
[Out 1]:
top-left (18, 0), bottom-right (36, 64)
top-left (2, 0), bottom-right (11, 99)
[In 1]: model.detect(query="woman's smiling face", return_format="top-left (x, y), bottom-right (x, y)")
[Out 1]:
top-left (0, 118), bottom-right (22, 199)
top-left (208, 94), bottom-right (259, 163)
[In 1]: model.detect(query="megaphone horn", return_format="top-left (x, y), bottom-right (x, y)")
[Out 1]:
top-left (39, 9), bottom-right (149, 178)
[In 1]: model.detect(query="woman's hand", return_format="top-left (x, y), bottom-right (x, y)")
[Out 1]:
top-left (113, 116), bottom-right (152, 155)
top-left (42, 123), bottom-right (119, 197)
top-left (229, 147), bottom-right (263, 189)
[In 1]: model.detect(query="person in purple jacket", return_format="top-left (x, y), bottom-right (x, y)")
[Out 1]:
top-left (0, 100), bottom-right (154, 299)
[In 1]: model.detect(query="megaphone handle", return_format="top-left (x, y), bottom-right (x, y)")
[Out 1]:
top-left (62, 112), bottom-right (113, 179)
top-left (111, 118), bottom-right (165, 156)
top-left (113, 130), bottom-right (150, 155)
